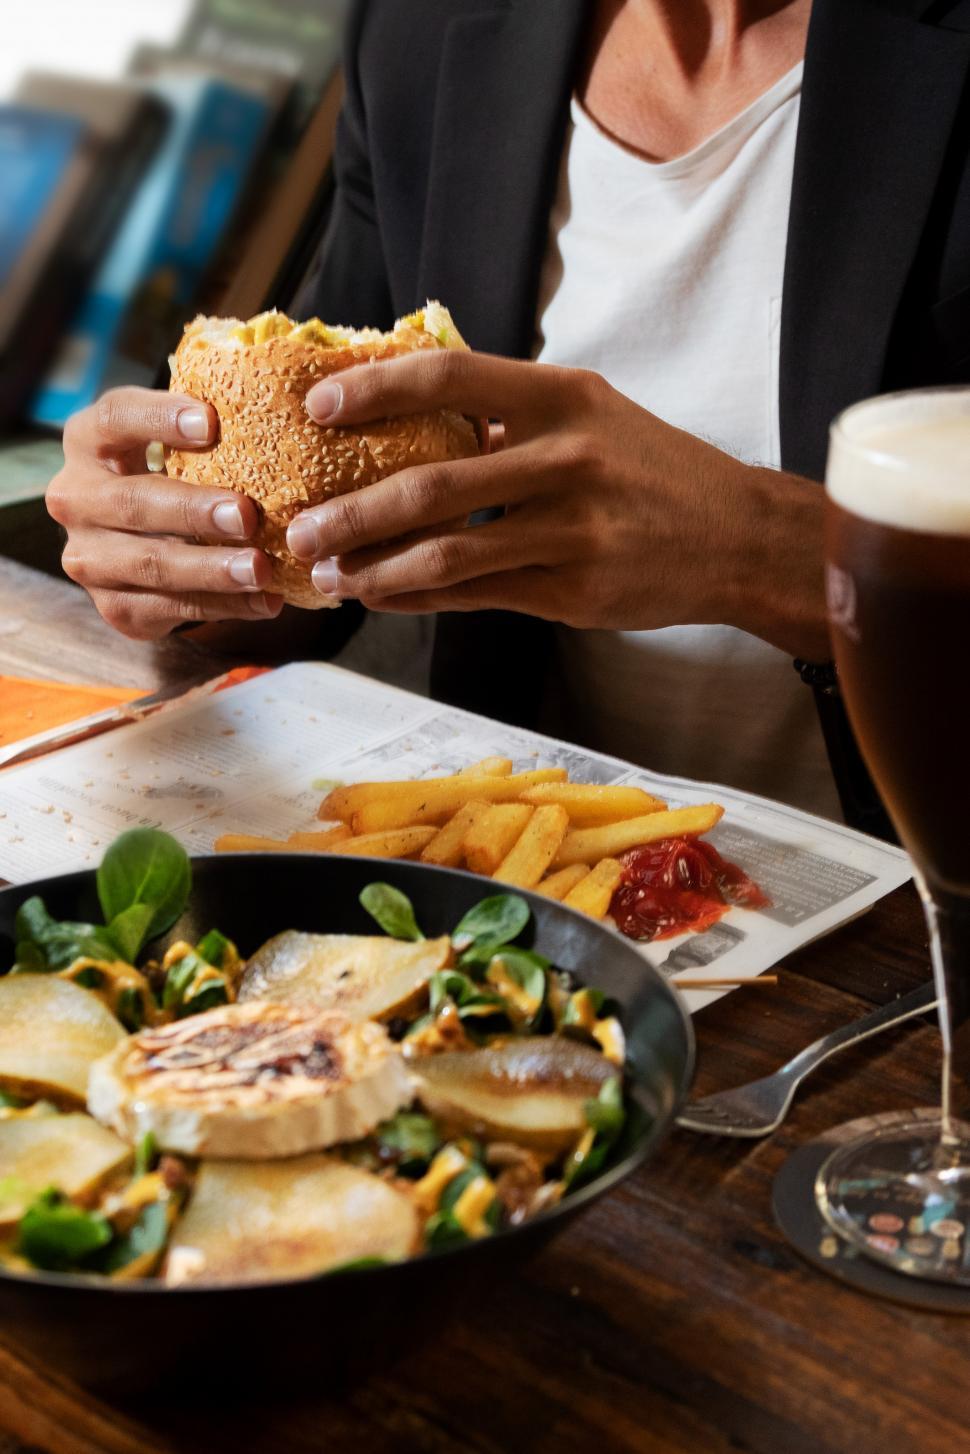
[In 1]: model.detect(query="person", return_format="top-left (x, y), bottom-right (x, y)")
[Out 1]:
top-left (46, 0), bottom-right (970, 833)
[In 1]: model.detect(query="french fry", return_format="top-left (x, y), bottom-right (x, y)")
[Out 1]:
top-left (349, 768), bottom-right (568, 834)
top-left (464, 804), bottom-right (534, 876)
top-left (562, 858), bottom-right (624, 918)
top-left (420, 801), bottom-right (492, 867)
top-left (214, 833), bottom-right (292, 853)
top-left (520, 782), bottom-right (666, 826)
top-left (319, 781), bottom-right (409, 822)
top-left (458, 757), bottom-right (514, 777)
top-left (338, 827), bottom-right (438, 859)
top-left (285, 825), bottom-right (354, 851)
top-left (551, 804), bottom-right (724, 869)
top-left (533, 864), bottom-right (590, 901)
top-left (494, 805), bottom-right (570, 887)
top-left (324, 769), bottom-right (548, 826)
top-left (319, 775), bottom-right (489, 821)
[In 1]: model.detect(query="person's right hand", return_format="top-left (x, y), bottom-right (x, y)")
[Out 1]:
top-left (46, 387), bottom-right (283, 640)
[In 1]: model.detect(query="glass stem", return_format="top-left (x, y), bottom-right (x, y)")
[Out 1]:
top-left (924, 890), bottom-right (970, 1147)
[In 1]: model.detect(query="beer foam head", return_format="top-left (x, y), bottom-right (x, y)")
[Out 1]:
top-left (827, 388), bottom-right (970, 534)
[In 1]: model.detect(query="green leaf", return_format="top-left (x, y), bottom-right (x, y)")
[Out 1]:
top-left (439, 1162), bottom-right (495, 1218)
top-left (561, 986), bottom-right (605, 1029)
top-left (17, 1189), bottom-right (112, 1271)
top-left (0, 1091), bottom-right (26, 1110)
top-left (196, 929), bottom-right (232, 968)
top-left (430, 970), bottom-right (478, 1011)
top-left (376, 1112), bottom-right (441, 1172)
top-left (105, 903), bottom-right (156, 964)
top-left (428, 971), bottom-right (505, 1023)
top-left (487, 947), bottom-right (549, 1028)
top-left (452, 894), bottom-right (530, 965)
top-left (180, 979), bottom-right (229, 1018)
top-left (404, 1012), bottom-right (435, 1042)
top-left (134, 1131), bottom-right (157, 1178)
top-left (96, 829), bottom-right (191, 944)
top-left (161, 942), bottom-right (230, 1019)
top-left (115, 987), bottom-right (145, 1033)
top-left (359, 883), bottom-right (424, 941)
top-left (162, 949), bottom-right (207, 1011)
top-left (326, 1255), bottom-right (388, 1273)
top-left (424, 1209), bottom-right (468, 1249)
top-left (426, 1163), bottom-right (500, 1246)
top-left (72, 967), bottom-right (104, 990)
top-left (583, 1077), bottom-right (625, 1137)
top-left (565, 1078), bottom-right (627, 1190)
top-left (93, 1201), bottom-right (169, 1276)
top-left (11, 942), bottom-right (46, 973)
top-left (13, 897), bottom-right (115, 971)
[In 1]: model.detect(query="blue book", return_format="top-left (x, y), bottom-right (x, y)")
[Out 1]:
top-left (0, 106), bottom-right (86, 288)
top-left (30, 74), bottom-right (269, 427)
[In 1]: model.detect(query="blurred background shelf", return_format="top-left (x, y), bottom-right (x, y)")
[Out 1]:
top-left (1, 0), bottom-right (349, 531)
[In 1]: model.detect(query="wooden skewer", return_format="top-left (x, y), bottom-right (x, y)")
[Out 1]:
top-left (672, 974), bottom-right (779, 990)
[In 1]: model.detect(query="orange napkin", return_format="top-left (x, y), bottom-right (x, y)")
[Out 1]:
top-left (0, 675), bottom-right (141, 748)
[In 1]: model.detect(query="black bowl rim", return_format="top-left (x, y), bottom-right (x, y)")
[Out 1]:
top-left (0, 852), bottom-right (695, 1297)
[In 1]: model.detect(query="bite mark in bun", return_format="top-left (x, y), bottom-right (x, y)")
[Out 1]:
top-left (166, 302), bottom-right (479, 609)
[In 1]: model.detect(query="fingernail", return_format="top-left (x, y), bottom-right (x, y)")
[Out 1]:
top-left (177, 406), bottom-right (211, 442)
top-left (251, 593), bottom-right (279, 617)
top-left (287, 516), bottom-right (320, 558)
top-left (306, 381), bottom-right (342, 423)
top-left (228, 553), bottom-right (258, 587)
top-left (212, 500), bottom-right (248, 538)
top-left (312, 558), bottom-right (341, 596)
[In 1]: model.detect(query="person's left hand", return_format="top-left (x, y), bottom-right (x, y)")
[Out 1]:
top-left (285, 350), bottom-right (827, 657)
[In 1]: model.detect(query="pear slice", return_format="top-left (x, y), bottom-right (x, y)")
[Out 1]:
top-left (0, 976), bottom-right (127, 1107)
top-left (0, 1113), bottom-right (131, 1228)
top-left (412, 1037), bottom-right (617, 1154)
top-left (237, 931), bottom-right (453, 1022)
top-left (164, 1155), bottom-right (419, 1287)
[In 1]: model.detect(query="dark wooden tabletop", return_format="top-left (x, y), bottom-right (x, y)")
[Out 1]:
top-left (0, 560), bottom-right (963, 1454)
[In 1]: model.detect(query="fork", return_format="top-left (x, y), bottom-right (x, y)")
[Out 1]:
top-left (676, 980), bottom-right (938, 1137)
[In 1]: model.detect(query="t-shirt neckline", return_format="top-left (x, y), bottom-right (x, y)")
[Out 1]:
top-left (571, 60), bottom-right (804, 178)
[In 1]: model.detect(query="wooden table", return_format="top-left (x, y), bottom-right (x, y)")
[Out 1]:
top-left (0, 558), bottom-right (964, 1454)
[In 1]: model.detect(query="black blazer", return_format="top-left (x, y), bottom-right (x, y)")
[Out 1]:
top-left (296, 0), bottom-right (970, 836)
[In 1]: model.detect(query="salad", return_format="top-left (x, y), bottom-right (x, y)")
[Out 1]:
top-left (0, 831), bottom-right (634, 1286)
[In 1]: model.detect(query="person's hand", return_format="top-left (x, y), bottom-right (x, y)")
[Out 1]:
top-left (284, 352), bottom-right (828, 659)
top-left (47, 387), bottom-right (282, 640)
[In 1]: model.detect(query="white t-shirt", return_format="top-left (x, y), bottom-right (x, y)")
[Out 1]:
top-left (534, 64), bottom-right (842, 820)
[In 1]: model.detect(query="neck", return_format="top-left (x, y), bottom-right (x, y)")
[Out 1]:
top-left (599, 0), bottom-right (808, 79)
top-left (579, 0), bottom-right (809, 162)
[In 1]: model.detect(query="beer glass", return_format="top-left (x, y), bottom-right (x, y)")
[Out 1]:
top-left (818, 386), bottom-right (970, 1283)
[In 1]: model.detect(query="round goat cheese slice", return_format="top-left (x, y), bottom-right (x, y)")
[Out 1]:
top-left (88, 1002), bottom-right (412, 1158)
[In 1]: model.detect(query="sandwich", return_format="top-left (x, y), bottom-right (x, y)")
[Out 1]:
top-left (166, 301), bottom-right (479, 608)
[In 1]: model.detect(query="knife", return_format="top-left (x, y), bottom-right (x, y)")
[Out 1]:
top-left (0, 669), bottom-right (221, 771)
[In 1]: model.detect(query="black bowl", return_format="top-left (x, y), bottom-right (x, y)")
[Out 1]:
top-left (0, 854), bottom-right (693, 1391)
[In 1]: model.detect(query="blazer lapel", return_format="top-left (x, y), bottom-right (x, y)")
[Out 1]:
top-left (416, 0), bottom-right (588, 357)
top-left (780, 0), bottom-right (970, 478)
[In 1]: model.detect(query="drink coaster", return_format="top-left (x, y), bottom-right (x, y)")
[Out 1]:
top-left (773, 1114), bottom-right (970, 1314)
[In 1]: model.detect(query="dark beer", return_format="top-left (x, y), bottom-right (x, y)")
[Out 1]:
top-left (817, 390), bottom-right (970, 1285)
top-left (825, 504), bottom-right (970, 898)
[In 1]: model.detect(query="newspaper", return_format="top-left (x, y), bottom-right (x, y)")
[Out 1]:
top-left (0, 661), bottom-right (913, 1012)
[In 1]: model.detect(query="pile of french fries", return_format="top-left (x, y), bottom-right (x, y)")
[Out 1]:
top-left (215, 758), bottom-right (724, 922)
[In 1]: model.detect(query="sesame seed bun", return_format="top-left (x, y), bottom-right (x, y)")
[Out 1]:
top-left (166, 304), bottom-right (479, 609)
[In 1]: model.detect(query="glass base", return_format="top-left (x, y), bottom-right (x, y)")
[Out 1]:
top-left (815, 1112), bottom-right (970, 1284)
